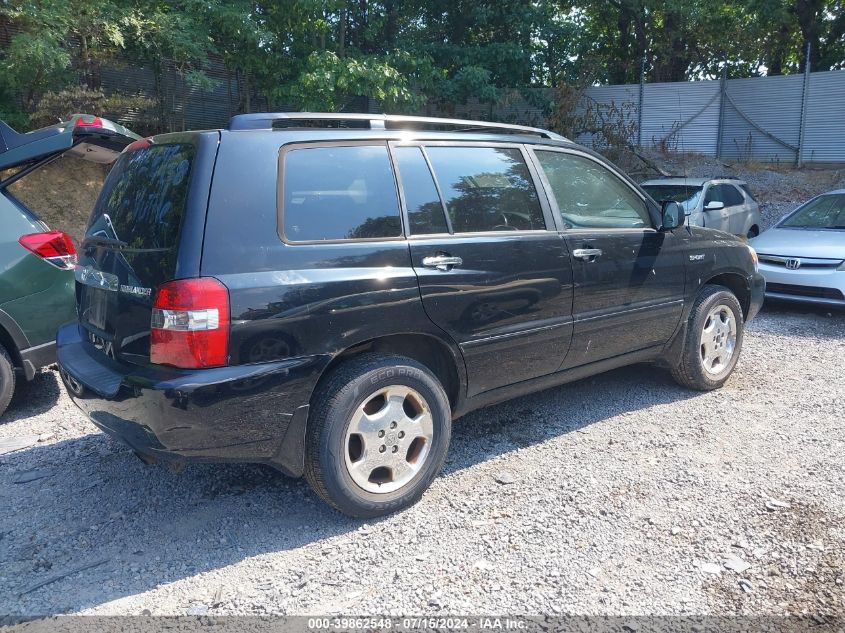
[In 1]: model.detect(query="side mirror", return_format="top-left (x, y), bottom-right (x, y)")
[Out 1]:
top-left (661, 201), bottom-right (684, 231)
top-left (705, 200), bottom-right (725, 211)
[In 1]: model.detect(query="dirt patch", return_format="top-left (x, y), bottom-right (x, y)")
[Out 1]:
top-left (3, 156), bottom-right (108, 244)
top-left (706, 500), bottom-right (845, 616)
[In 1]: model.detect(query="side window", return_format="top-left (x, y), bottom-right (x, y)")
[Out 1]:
top-left (281, 144), bottom-right (401, 242)
top-left (723, 185), bottom-right (745, 206)
top-left (534, 151), bottom-right (650, 229)
top-left (424, 146), bottom-right (545, 233)
top-left (741, 184), bottom-right (758, 202)
top-left (392, 146), bottom-right (449, 235)
top-left (704, 184), bottom-right (723, 205)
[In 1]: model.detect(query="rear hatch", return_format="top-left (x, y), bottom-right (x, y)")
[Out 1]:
top-left (0, 114), bottom-right (141, 172)
top-left (0, 114), bottom-right (140, 309)
top-left (75, 132), bottom-right (218, 365)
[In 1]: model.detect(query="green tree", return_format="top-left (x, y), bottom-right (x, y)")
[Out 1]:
top-left (286, 50), bottom-right (427, 112)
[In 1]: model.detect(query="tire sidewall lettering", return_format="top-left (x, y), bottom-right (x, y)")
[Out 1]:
top-left (369, 367), bottom-right (423, 385)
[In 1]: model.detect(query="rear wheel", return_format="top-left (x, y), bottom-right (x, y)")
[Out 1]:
top-left (0, 344), bottom-right (16, 418)
top-left (746, 225), bottom-right (759, 239)
top-left (671, 285), bottom-right (745, 391)
top-left (59, 368), bottom-right (85, 398)
top-left (304, 354), bottom-right (451, 518)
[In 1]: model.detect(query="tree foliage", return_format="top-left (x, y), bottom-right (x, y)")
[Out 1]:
top-left (0, 0), bottom-right (842, 131)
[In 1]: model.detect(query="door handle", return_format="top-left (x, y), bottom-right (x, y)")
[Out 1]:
top-left (422, 255), bottom-right (463, 271)
top-left (572, 248), bottom-right (603, 262)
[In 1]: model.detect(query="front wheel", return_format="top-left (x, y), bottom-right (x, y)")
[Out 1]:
top-left (304, 354), bottom-right (451, 518)
top-left (671, 285), bottom-right (745, 391)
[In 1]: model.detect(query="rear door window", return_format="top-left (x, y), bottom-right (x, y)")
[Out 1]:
top-left (424, 146), bottom-right (545, 233)
top-left (740, 184), bottom-right (757, 202)
top-left (281, 144), bottom-right (401, 242)
top-left (722, 184), bottom-right (745, 207)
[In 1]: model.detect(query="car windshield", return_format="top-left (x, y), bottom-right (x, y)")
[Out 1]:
top-left (779, 194), bottom-right (845, 229)
top-left (642, 184), bottom-right (703, 212)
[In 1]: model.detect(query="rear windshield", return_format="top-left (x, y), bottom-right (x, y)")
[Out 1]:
top-left (87, 143), bottom-right (194, 249)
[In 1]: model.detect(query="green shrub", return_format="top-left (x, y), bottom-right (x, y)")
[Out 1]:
top-left (30, 88), bottom-right (154, 129)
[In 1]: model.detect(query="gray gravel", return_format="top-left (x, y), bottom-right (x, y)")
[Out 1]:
top-left (0, 304), bottom-right (843, 616)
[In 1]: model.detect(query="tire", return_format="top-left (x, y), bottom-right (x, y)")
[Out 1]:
top-left (671, 285), bottom-right (745, 391)
top-left (59, 368), bottom-right (86, 398)
top-left (0, 344), bottom-right (16, 418)
top-left (304, 353), bottom-right (452, 518)
top-left (746, 225), bottom-right (759, 239)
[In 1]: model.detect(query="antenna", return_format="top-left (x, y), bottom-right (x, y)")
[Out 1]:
top-left (676, 88), bottom-right (692, 228)
top-left (677, 89), bottom-right (687, 178)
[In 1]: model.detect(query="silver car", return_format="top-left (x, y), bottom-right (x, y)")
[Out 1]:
top-left (641, 177), bottom-right (762, 238)
top-left (750, 190), bottom-right (845, 307)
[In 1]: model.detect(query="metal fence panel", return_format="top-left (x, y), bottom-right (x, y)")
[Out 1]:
top-left (640, 80), bottom-right (720, 154)
top-left (576, 70), bottom-right (844, 164)
top-left (573, 84), bottom-right (639, 148)
top-left (802, 70), bottom-right (845, 163)
top-left (720, 74), bottom-right (803, 163)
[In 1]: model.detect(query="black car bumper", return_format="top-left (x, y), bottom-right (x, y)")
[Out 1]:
top-left (56, 323), bottom-right (329, 476)
top-left (748, 271), bottom-right (766, 322)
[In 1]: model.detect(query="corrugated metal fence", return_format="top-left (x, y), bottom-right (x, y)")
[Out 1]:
top-left (577, 70), bottom-right (845, 164)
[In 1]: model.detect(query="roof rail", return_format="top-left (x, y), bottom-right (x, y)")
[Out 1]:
top-left (656, 174), bottom-right (739, 180)
top-left (228, 112), bottom-right (568, 141)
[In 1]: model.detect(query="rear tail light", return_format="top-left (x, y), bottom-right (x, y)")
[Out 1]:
top-left (150, 278), bottom-right (230, 368)
top-left (123, 137), bottom-right (152, 154)
top-left (74, 116), bottom-right (103, 128)
top-left (19, 230), bottom-right (77, 269)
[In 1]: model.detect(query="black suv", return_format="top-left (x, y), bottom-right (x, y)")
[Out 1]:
top-left (57, 113), bottom-right (764, 517)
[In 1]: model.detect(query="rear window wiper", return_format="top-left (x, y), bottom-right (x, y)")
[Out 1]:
top-left (83, 235), bottom-right (128, 248)
top-left (82, 234), bottom-right (171, 252)
top-left (83, 235), bottom-right (129, 249)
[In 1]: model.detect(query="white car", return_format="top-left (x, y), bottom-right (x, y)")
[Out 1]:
top-left (641, 177), bottom-right (762, 237)
top-left (750, 190), bottom-right (845, 307)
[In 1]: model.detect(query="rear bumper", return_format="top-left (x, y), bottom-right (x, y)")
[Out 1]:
top-left (748, 272), bottom-right (766, 321)
top-left (56, 323), bottom-right (328, 475)
top-left (19, 340), bottom-right (57, 380)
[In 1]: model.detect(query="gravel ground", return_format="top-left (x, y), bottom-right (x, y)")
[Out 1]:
top-left (0, 303), bottom-right (843, 617)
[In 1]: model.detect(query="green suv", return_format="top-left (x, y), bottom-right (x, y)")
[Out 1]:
top-left (0, 115), bottom-right (138, 416)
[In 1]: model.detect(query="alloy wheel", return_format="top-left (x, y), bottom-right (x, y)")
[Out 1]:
top-left (344, 385), bottom-right (434, 494)
top-left (699, 304), bottom-right (737, 375)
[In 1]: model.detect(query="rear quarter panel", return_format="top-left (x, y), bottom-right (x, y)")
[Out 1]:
top-left (201, 132), bottom-right (462, 376)
top-left (0, 195), bottom-right (75, 347)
